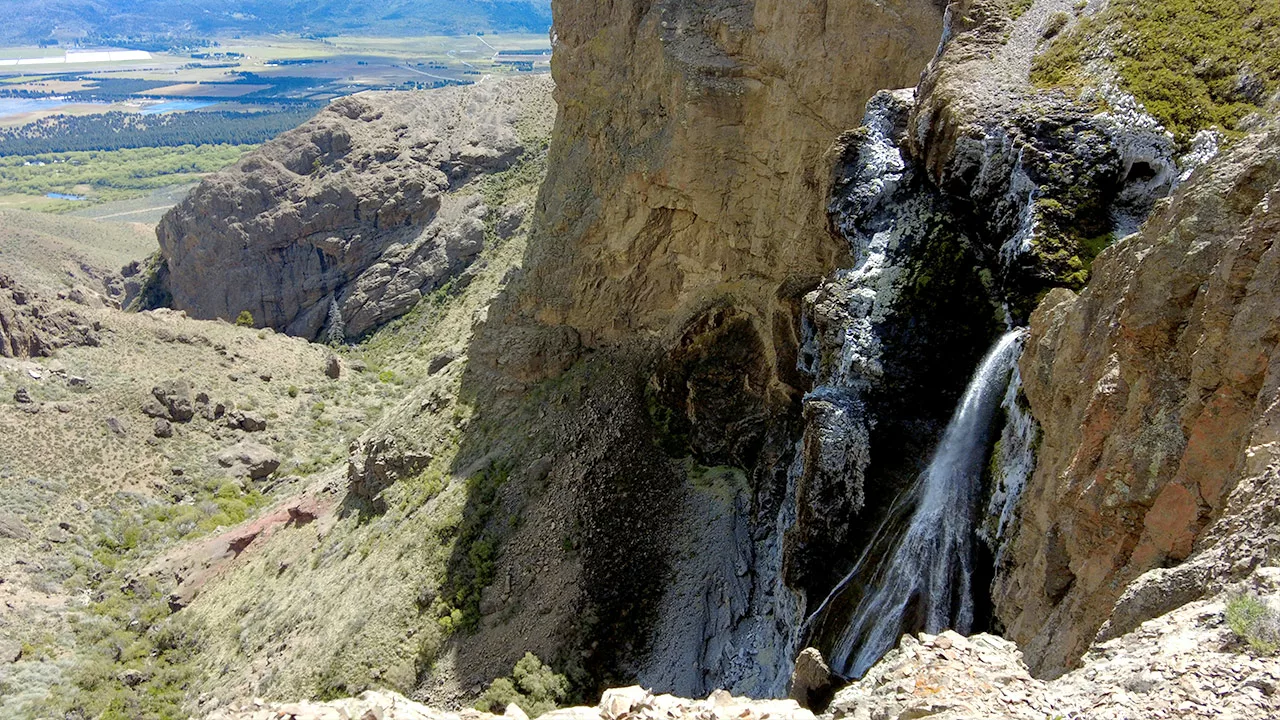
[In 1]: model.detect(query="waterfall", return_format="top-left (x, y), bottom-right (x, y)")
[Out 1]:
top-left (804, 329), bottom-right (1026, 679)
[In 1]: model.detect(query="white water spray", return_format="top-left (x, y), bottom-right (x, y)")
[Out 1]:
top-left (806, 329), bottom-right (1026, 679)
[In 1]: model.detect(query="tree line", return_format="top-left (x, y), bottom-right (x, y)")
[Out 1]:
top-left (0, 109), bottom-right (319, 156)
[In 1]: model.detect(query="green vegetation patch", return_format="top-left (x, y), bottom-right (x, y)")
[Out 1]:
top-left (431, 461), bottom-right (511, 634)
top-left (33, 480), bottom-right (269, 719)
top-left (475, 653), bottom-right (569, 719)
top-left (1226, 593), bottom-right (1280, 655)
top-left (0, 144), bottom-right (253, 208)
top-left (1032, 0), bottom-right (1280, 139)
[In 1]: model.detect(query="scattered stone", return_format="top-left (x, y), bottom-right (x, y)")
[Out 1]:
top-left (141, 398), bottom-right (168, 418)
top-left (53, 402), bottom-right (72, 413)
top-left (227, 410), bottom-right (268, 433)
top-left (13, 386), bottom-right (31, 404)
top-left (153, 418), bottom-right (174, 438)
top-left (199, 397), bottom-right (228, 421)
top-left (67, 374), bottom-right (88, 388)
top-left (258, 370), bottom-right (273, 382)
top-left (172, 467), bottom-right (185, 476)
top-left (106, 417), bottom-right (127, 435)
top-left (118, 668), bottom-right (149, 687)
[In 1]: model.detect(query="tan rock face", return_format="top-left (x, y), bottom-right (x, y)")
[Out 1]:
top-left (504, 0), bottom-right (944, 364)
top-left (994, 116), bottom-right (1280, 678)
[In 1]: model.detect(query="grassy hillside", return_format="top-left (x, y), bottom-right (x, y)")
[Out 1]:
top-left (1032, 0), bottom-right (1280, 139)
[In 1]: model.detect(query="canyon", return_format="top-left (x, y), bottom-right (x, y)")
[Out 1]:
top-left (2, 0), bottom-right (1280, 718)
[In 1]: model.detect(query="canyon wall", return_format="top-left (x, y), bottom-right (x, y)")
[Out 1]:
top-left (995, 112), bottom-right (1280, 678)
top-left (498, 0), bottom-right (945, 365)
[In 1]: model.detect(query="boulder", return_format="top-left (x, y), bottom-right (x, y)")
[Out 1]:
top-left (216, 442), bottom-right (281, 480)
top-left (152, 379), bottom-right (195, 422)
top-left (153, 418), bottom-right (174, 438)
top-left (788, 648), bottom-right (836, 711)
top-left (0, 512), bottom-right (30, 540)
top-left (13, 386), bottom-right (31, 404)
top-left (325, 354), bottom-right (341, 379)
top-left (427, 350), bottom-right (459, 375)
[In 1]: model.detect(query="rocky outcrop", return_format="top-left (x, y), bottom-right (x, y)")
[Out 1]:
top-left (155, 76), bottom-right (553, 340)
top-left (0, 274), bottom-right (97, 358)
top-left (994, 112), bottom-right (1280, 677)
top-left (206, 685), bottom-right (819, 720)
top-left (828, 575), bottom-right (1280, 720)
top-left (493, 0), bottom-right (945, 375)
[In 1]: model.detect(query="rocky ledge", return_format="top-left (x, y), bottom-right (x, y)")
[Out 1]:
top-left (206, 686), bottom-right (817, 720)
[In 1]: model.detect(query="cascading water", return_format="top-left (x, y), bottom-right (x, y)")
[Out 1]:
top-left (805, 329), bottom-right (1026, 679)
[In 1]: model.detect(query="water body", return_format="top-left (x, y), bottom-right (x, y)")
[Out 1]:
top-left (0, 97), bottom-right (75, 120)
top-left (46, 192), bottom-right (87, 201)
top-left (139, 100), bottom-right (218, 115)
top-left (806, 329), bottom-right (1027, 679)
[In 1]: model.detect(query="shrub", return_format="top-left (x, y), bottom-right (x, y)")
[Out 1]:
top-left (1009, 0), bottom-right (1034, 20)
top-left (1226, 593), bottom-right (1280, 654)
top-left (475, 653), bottom-right (569, 718)
top-left (235, 310), bottom-right (255, 328)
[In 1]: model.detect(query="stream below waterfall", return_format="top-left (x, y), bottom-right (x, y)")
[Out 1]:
top-left (804, 329), bottom-right (1027, 679)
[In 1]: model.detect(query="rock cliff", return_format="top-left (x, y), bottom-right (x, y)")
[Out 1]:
top-left (995, 109), bottom-right (1280, 677)
top-left (154, 76), bottom-right (554, 340)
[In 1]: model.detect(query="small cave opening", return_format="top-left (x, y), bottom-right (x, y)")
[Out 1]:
top-left (1124, 160), bottom-right (1158, 184)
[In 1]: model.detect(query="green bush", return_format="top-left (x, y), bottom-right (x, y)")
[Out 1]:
top-left (235, 310), bottom-right (255, 328)
top-left (475, 653), bottom-right (569, 718)
top-left (1226, 593), bottom-right (1280, 654)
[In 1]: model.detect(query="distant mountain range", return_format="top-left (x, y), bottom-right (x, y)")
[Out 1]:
top-left (1, 0), bottom-right (553, 45)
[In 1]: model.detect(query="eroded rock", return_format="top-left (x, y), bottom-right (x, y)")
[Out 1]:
top-left (216, 442), bottom-right (281, 480)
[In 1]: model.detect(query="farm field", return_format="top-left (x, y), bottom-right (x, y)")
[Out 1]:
top-left (0, 33), bottom-right (551, 211)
